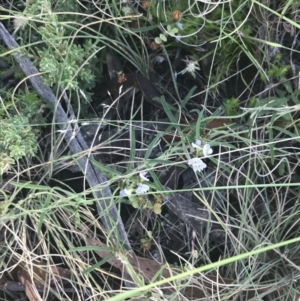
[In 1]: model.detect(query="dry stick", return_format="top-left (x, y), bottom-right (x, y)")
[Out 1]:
top-left (4, 281), bottom-right (76, 293)
top-left (0, 23), bottom-right (134, 282)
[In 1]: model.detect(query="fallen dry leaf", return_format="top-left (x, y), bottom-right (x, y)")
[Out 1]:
top-left (1, 260), bottom-right (71, 298)
top-left (18, 270), bottom-right (42, 301)
top-left (86, 237), bottom-right (253, 299)
top-left (18, 260), bottom-right (71, 287)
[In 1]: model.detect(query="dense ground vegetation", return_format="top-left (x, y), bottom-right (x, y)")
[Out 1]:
top-left (1, 0), bottom-right (300, 300)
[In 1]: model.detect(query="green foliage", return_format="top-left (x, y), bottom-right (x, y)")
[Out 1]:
top-left (16, 0), bottom-right (101, 93)
top-left (1, 1), bottom-right (300, 300)
top-left (154, 25), bottom-right (178, 44)
top-left (247, 97), bottom-right (257, 108)
top-left (0, 88), bottom-right (43, 120)
top-left (0, 47), bottom-right (42, 175)
top-left (155, 33), bottom-right (168, 45)
top-left (224, 98), bottom-right (240, 116)
top-left (146, 0), bottom-right (259, 87)
top-left (267, 64), bottom-right (290, 80)
top-left (148, 0), bottom-right (203, 46)
top-left (0, 116), bottom-right (39, 174)
top-left (36, 26), bottom-right (98, 90)
top-left (258, 52), bottom-right (291, 82)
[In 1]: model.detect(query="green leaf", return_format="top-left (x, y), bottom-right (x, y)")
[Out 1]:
top-left (155, 37), bottom-right (162, 44)
top-left (90, 158), bottom-right (122, 178)
top-left (37, 194), bottom-right (51, 235)
top-left (83, 254), bottom-right (114, 274)
top-left (159, 34), bottom-right (167, 42)
top-left (145, 132), bottom-right (164, 159)
top-left (127, 127), bottom-right (136, 172)
top-left (181, 86), bottom-right (197, 109)
top-left (269, 112), bottom-right (275, 165)
top-left (278, 160), bottom-right (286, 176)
top-left (283, 81), bottom-right (293, 94)
top-left (171, 28), bottom-right (179, 34)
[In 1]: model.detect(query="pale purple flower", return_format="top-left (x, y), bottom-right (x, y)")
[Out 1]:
top-left (155, 56), bottom-right (165, 64)
top-left (175, 34), bottom-right (182, 42)
top-left (136, 183), bottom-right (150, 194)
top-left (176, 22), bottom-right (184, 30)
top-left (120, 188), bottom-right (132, 196)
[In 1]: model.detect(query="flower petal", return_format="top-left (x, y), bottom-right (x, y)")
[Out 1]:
top-left (136, 183), bottom-right (150, 194)
top-left (192, 139), bottom-right (202, 149)
top-left (120, 188), bottom-right (131, 196)
top-left (139, 171), bottom-right (149, 181)
top-left (188, 158), bottom-right (207, 173)
top-left (203, 144), bottom-right (213, 156)
top-left (176, 22), bottom-right (184, 30)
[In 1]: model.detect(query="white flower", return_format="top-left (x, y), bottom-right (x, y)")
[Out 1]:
top-left (191, 140), bottom-right (213, 157)
top-left (139, 171), bottom-right (149, 181)
top-left (136, 183), bottom-right (150, 194)
top-left (202, 143), bottom-right (213, 157)
top-left (182, 58), bottom-right (200, 78)
top-left (186, 61), bottom-right (199, 73)
top-left (192, 140), bottom-right (202, 150)
top-left (188, 158), bottom-right (207, 173)
top-left (122, 6), bottom-right (133, 15)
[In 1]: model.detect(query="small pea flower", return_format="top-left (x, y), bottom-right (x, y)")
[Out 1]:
top-left (202, 143), bottom-right (213, 157)
top-left (139, 171), bottom-right (149, 181)
top-left (192, 140), bottom-right (202, 150)
top-left (191, 140), bottom-right (213, 157)
top-left (120, 188), bottom-right (133, 196)
top-left (188, 158), bottom-right (207, 173)
top-left (136, 183), bottom-right (150, 194)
